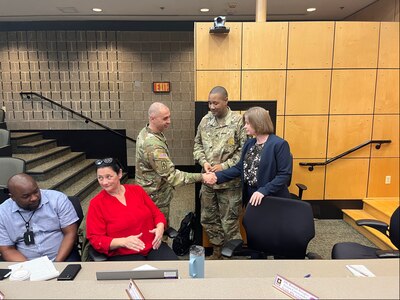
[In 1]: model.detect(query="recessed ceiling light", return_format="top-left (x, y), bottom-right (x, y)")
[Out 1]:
top-left (307, 8), bottom-right (316, 12)
top-left (92, 8), bottom-right (103, 12)
top-left (200, 8), bottom-right (209, 13)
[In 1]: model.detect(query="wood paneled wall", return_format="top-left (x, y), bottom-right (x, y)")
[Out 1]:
top-left (194, 21), bottom-right (399, 200)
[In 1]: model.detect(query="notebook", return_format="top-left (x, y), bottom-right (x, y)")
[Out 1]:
top-left (8, 256), bottom-right (60, 281)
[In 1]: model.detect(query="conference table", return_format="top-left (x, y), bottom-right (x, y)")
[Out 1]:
top-left (1, 259), bottom-right (399, 299)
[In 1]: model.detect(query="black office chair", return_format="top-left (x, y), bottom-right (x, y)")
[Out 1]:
top-left (0, 108), bottom-right (6, 130)
top-left (288, 154), bottom-right (307, 200)
top-left (222, 196), bottom-right (320, 259)
top-left (332, 207), bottom-right (399, 259)
top-left (0, 157), bottom-right (26, 204)
top-left (68, 196), bottom-right (84, 261)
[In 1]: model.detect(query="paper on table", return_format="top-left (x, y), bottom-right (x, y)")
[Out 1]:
top-left (132, 264), bottom-right (158, 271)
top-left (8, 256), bottom-right (60, 281)
top-left (346, 265), bottom-right (375, 277)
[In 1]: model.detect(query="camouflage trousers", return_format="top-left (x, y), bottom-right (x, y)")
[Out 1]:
top-left (200, 184), bottom-right (242, 246)
top-left (148, 187), bottom-right (173, 226)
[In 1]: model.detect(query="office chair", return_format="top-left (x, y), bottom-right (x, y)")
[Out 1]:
top-left (68, 196), bottom-right (84, 261)
top-left (0, 157), bottom-right (26, 204)
top-left (0, 129), bottom-right (12, 157)
top-left (222, 196), bottom-right (320, 259)
top-left (332, 207), bottom-right (399, 259)
top-left (87, 227), bottom-right (178, 261)
top-left (288, 154), bottom-right (307, 200)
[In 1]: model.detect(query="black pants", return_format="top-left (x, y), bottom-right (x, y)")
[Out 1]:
top-left (64, 246), bottom-right (81, 262)
top-left (107, 242), bottom-right (178, 261)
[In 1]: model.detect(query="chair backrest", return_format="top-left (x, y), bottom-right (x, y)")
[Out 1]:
top-left (243, 196), bottom-right (315, 259)
top-left (389, 207), bottom-right (399, 249)
top-left (68, 196), bottom-right (83, 228)
top-left (0, 129), bottom-right (10, 147)
top-left (0, 157), bottom-right (26, 187)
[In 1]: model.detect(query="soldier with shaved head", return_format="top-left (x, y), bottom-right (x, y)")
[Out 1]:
top-left (0, 173), bottom-right (80, 262)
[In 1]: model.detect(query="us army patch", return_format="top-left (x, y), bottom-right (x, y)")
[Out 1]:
top-left (154, 149), bottom-right (168, 159)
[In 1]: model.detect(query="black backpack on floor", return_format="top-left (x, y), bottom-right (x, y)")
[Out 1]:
top-left (172, 212), bottom-right (195, 256)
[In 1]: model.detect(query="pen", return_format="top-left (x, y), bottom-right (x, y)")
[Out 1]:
top-left (4, 271), bottom-right (11, 278)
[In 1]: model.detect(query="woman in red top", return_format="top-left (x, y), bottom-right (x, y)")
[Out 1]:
top-left (86, 158), bottom-right (177, 260)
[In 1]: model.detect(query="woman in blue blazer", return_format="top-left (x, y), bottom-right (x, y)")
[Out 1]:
top-left (215, 107), bottom-right (292, 207)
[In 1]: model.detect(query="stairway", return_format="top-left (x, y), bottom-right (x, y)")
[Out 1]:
top-left (342, 197), bottom-right (399, 250)
top-left (10, 131), bottom-right (128, 213)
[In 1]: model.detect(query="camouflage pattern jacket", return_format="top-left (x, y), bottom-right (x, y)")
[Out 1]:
top-left (193, 108), bottom-right (247, 189)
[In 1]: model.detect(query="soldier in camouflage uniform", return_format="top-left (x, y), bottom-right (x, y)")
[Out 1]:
top-left (193, 86), bottom-right (247, 259)
top-left (136, 102), bottom-right (216, 226)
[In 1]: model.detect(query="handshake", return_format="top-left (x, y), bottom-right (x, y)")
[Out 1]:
top-left (202, 172), bottom-right (217, 185)
top-left (201, 162), bottom-right (220, 185)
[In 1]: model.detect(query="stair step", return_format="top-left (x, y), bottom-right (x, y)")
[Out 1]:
top-left (342, 209), bottom-right (397, 250)
top-left (27, 152), bottom-right (86, 181)
top-left (37, 159), bottom-right (96, 190)
top-left (15, 139), bottom-right (57, 154)
top-left (10, 131), bottom-right (42, 144)
top-left (13, 146), bottom-right (71, 169)
top-left (363, 198), bottom-right (399, 224)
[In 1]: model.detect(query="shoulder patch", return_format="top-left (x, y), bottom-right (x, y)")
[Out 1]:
top-left (154, 149), bottom-right (168, 159)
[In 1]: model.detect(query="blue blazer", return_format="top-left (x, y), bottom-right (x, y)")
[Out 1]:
top-left (216, 134), bottom-right (292, 205)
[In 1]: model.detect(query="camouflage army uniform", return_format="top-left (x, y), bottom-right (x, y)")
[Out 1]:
top-left (135, 125), bottom-right (202, 224)
top-left (193, 108), bottom-right (247, 246)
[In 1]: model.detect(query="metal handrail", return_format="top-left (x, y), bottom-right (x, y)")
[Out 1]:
top-left (299, 139), bottom-right (392, 171)
top-left (20, 92), bottom-right (136, 143)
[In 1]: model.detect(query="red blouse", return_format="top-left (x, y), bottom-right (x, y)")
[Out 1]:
top-left (86, 184), bottom-right (166, 256)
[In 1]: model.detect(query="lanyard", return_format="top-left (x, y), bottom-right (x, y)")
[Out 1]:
top-left (17, 209), bottom-right (36, 231)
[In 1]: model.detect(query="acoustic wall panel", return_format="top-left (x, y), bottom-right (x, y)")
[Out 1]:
top-left (196, 71), bottom-right (241, 101)
top-left (378, 22), bottom-right (400, 68)
top-left (368, 158), bottom-right (400, 197)
top-left (276, 115), bottom-right (284, 138)
top-left (375, 69), bottom-right (400, 114)
top-left (333, 22), bottom-right (379, 68)
top-left (325, 158), bottom-right (369, 199)
top-left (242, 22), bottom-right (288, 69)
top-left (285, 116), bottom-right (328, 159)
top-left (195, 22), bottom-right (242, 70)
top-left (371, 114), bottom-right (399, 158)
top-left (287, 22), bottom-right (334, 69)
top-left (327, 115), bottom-right (373, 158)
top-left (286, 70), bottom-right (331, 115)
top-left (330, 69), bottom-right (376, 114)
top-left (241, 70), bottom-right (286, 114)
top-left (291, 158), bottom-right (326, 200)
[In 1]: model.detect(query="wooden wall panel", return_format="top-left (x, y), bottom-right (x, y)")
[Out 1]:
top-left (196, 71), bottom-right (241, 101)
top-left (330, 70), bottom-right (376, 114)
top-left (286, 70), bottom-right (331, 115)
top-left (241, 71), bottom-right (286, 114)
top-left (287, 22), bottom-right (334, 69)
top-left (285, 116), bottom-right (328, 159)
top-left (375, 69), bottom-right (400, 114)
top-left (325, 159), bottom-right (369, 199)
top-left (291, 159), bottom-right (326, 200)
top-left (328, 115), bottom-right (373, 158)
top-left (368, 158), bottom-right (400, 197)
top-left (242, 22), bottom-right (288, 69)
top-left (276, 115), bottom-right (284, 138)
top-left (371, 114), bottom-right (399, 157)
top-left (195, 22), bottom-right (242, 70)
top-left (379, 22), bottom-right (400, 68)
top-left (333, 22), bottom-right (379, 68)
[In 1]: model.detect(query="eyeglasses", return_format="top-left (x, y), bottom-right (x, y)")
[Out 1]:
top-left (95, 158), bottom-right (114, 166)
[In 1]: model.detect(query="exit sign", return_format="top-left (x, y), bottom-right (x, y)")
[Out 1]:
top-left (153, 82), bottom-right (171, 93)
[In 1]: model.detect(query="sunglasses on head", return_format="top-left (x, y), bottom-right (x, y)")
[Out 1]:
top-left (95, 158), bottom-right (115, 166)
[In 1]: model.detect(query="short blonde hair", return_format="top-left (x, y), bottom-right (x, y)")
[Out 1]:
top-left (243, 107), bottom-right (274, 135)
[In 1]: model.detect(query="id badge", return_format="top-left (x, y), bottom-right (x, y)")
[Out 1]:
top-left (24, 230), bottom-right (35, 245)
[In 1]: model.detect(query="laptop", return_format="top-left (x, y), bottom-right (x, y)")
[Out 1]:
top-left (96, 269), bottom-right (179, 280)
